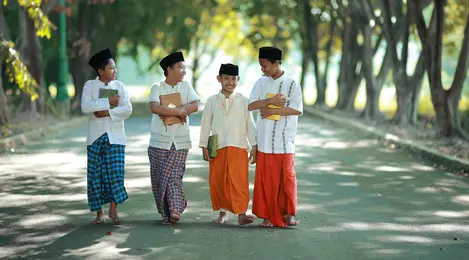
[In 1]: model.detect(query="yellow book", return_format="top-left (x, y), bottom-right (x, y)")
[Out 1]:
top-left (266, 93), bottom-right (281, 121)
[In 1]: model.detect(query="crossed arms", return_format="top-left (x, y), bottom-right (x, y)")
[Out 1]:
top-left (248, 93), bottom-right (302, 118)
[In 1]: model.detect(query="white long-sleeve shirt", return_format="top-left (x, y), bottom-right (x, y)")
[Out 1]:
top-left (248, 73), bottom-right (303, 154)
top-left (81, 78), bottom-right (133, 145)
top-left (199, 92), bottom-right (257, 150)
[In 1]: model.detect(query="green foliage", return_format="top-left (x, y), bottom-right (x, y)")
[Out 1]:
top-left (11, 0), bottom-right (53, 38)
top-left (0, 40), bottom-right (40, 100)
top-left (1, 0), bottom-right (54, 103)
top-left (443, 0), bottom-right (469, 56)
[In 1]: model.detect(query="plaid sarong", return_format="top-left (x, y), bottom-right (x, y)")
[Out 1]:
top-left (148, 145), bottom-right (188, 222)
top-left (87, 133), bottom-right (128, 211)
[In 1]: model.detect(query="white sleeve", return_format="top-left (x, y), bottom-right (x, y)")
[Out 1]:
top-left (245, 96), bottom-right (257, 146)
top-left (81, 81), bottom-right (110, 114)
top-left (185, 82), bottom-right (200, 104)
top-left (287, 81), bottom-right (303, 115)
top-left (199, 98), bottom-right (213, 148)
top-left (148, 83), bottom-right (160, 104)
top-left (109, 83), bottom-right (133, 121)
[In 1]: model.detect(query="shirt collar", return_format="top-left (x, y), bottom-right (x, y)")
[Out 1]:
top-left (95, 77), bottom-right (112, 86)
top-left (161, 80), bottom-right (180, 88)
top-left (271, 71), bottom-right (286, 82)
top-left (217, 91), bottom-right (237, 99)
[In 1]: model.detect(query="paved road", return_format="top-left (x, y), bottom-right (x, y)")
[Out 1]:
top-left (1, 112), bottom-right (469, 260)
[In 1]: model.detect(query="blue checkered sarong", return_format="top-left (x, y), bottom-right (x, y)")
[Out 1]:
top-left (87, 133), bottom-right (128, 211)
top-left (148, 145), bottom-right (188, 222)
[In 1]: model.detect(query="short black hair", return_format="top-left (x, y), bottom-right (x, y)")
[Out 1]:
top-left (93, 58), bottom-right (112, 75)
top-left (163, 64), bottom-right (176, 77)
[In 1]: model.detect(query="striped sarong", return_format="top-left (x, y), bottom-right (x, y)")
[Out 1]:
top-left (148, 145), bottom-right (188, 222)
top-left (87, 133), bottom-right (128, 211)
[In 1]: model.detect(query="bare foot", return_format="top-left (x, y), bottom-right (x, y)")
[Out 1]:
top-left (108, 202), bottom-right (121, 225)
top-left (170, 211), bottom-right (181, 223)
top-left (213, 212), bottom-right (228, 224)
top-left (160, 216), bottom-right (171, 225)
top-left (92, 209), bottom-right (105, 224)
top-left (284, 214), bottom-right (300, 226)
top-left (260, 219), bottom-right (273, 227)
top-left (238, 214), bottom-right (255, 225)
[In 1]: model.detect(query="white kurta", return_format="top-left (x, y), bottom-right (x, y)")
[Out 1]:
top-left (199, 92), bottom-right (257, 149)
top-left (81, 78), bottom-right (133, 145)
top-left (248, 73), bottom-right (303, 154)
top-left (148, 80), bottom-right (200, 150)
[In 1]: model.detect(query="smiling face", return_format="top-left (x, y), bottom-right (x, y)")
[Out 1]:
top-left (98, 58), bottom-right (117, 82)
top-left (259, 58), bottom-right (279, 77)
top-left (217, 74), bottom-right (239, 95)
top-left (167, 61), bottom-right (186, 82)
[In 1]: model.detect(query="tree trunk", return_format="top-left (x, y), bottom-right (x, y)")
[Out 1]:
top-left (344, 76), bottom-right (362, 111)
top-left (441, 7), bottom-right (469, 138)
top-left (302, 0), bottom-right (324, 106)
top-left (336, 16), bottom-right (356, 110)
top-left (69, 56), bottom-right (91, 111)
top-left (409, 79), bottom-right (423, 125)
top-left (299, 26), bottom-right (310, 92)
top-left (192, 57), bottom-right (200, 91)
top-left (427, 0), bottom-right (468, 138)
top-left (362, 85), bottom-right (380, 120)
top-left (69, 1), bottom-right (93, 112)
top-left (320, 16), bottom-right (336, 103)
top-left (361, 25), bottom-right (382, 120)
top-left (0, 7), bottom-right (10, 127)
top-left (299, 45), bottom-right (310, 92)
top-left (17, 9), bottom-right (44, 115)
top-left (392, 80), bottom-right (412, 124)
top-left (0, 63), bottom-right (8, 127)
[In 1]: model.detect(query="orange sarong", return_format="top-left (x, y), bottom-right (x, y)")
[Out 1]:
top-left (252, 152), bottom-right (297, 227)
top-left (209, 146), bottom-right (250, 214)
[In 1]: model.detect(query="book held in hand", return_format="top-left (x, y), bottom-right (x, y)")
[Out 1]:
top-left (159, 93), bottom-right (183, 125)
top-left (99, 88), bottom-right (119, 109)
top-left (207, 134), bottom-right (218, 158)
top-left (266, 93), bottom-right (281, 121)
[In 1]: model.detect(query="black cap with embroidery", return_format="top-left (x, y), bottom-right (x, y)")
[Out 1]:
top-left (88, 48), bottom-right (113, 69)
top-left (159, 51), bottom-right (185, 71)
top-left (258, 46), bottom-right (282, 60)
top-left (219, 63), bottom-right (239, 76)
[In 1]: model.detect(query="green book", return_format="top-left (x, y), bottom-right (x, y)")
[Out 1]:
top-left (207, 134), bottom-right (218, 158)
top-left (99, 88), bottom-right (118, 109)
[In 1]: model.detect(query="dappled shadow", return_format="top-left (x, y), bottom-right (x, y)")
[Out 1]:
top-left (1, 114), bottom-right (469, 259)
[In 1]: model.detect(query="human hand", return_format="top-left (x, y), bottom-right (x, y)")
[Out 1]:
top-left (108, 95), bottom-right (120, 107)
top-left (202, 147), bottom-right (211, 161)
top-left (260, 107), bottom-right (275, 119)
top-left (249, 145), bottom-right (258, 164)
top-left (94, 110), bottom-right (110, 118)
top-left (269, 93), bottom-right (286, 107)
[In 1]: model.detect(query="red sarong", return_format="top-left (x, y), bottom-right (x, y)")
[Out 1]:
top-left (252, 152), bottom-right (297, 227)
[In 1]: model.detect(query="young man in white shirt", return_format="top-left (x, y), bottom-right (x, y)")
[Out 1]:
top-left (81, 48), bottom-right (133, 225)
top-left (199, 63), bottom-right (258, 225)
top-left (248, 46), bottom-right (303, 227)
top-left (148, 51), bottom-right (200, 224)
